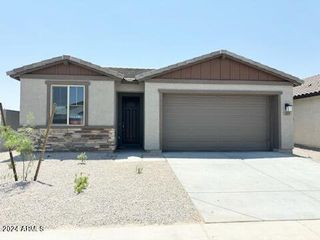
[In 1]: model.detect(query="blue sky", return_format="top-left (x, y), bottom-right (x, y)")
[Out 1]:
top-left (1, 0), bottom-right (319, 110)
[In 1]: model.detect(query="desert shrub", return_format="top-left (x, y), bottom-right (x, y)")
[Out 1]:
top-left (7, 162), bottom-right (13, 169)
top-left (21, 153), bottom-right (36, 181)
top-left (74, 173), bottom-right (89, 194)
top-left (0, 126), bottom-right (35, 181)
top-left (0, 126), bottom-right (34, 153)
top-left (0, 172), bottom-right (13, 184)
top-left (0, 126), bottom-right (34, 154)
top-left (77, 152), bottom-right (88, 164)
top-left (26, 112), bottom-right (35, 127)
top-left (136, 163), bottom-right (143, 174)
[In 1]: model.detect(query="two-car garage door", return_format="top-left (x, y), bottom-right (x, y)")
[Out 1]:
top-left (162, 94), bottom-right (271, 151)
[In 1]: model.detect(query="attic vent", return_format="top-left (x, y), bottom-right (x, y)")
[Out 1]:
top-left (308, 83), bottom-right (312, 87)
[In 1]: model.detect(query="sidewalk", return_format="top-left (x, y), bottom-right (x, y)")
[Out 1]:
top-left (2, 220), bottom-right (320, 240)
top-left (293, 147), bottom-right (320, 161)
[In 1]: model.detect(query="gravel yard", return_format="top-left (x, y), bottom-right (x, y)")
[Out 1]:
top-left (0, 151), bottom-right (201, 229)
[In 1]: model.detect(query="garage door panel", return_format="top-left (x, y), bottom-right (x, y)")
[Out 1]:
top-left (162, 94), bottom-right (270, 151)
top-left (164, 141), bottom-right (268, 151)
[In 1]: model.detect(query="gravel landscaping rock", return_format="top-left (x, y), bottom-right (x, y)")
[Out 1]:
top-left (0, 152), bottom-right (201, 229)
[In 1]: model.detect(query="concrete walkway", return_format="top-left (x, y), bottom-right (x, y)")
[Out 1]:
top-left (166, 152), bottom-right (320, 223)
top-left (2, 220), bottom-right (320, 240)
top-left (294, 147), bottom-right (320, 161)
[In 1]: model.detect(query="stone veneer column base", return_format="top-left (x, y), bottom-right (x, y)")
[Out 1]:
top-left (32, 127), bottom-right (116, 151)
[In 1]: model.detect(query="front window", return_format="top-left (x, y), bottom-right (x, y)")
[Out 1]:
top-left (52, 85), bottom-right (85, 125)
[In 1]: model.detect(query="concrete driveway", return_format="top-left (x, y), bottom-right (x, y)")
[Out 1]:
top-left (165, 152), bottom-right (320, 223)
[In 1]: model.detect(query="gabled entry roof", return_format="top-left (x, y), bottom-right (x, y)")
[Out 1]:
top-left (7, 55), bottom-right (124, 80)
top-left (106, 67), bottom-right (154, 78)
top-left (135, 50), bottom-right (302, 85)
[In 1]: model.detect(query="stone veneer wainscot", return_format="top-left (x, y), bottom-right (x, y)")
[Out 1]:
top-left (32, 127), bottom-right (115, 151)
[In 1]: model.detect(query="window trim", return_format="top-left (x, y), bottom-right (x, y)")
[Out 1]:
top-left (50, 84), bottom-right (87, 127)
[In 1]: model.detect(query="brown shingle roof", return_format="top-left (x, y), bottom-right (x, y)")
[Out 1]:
top-left (105, 67), bottom-right (154, 78)
top-left (294, 74), bottom-right (320, 98)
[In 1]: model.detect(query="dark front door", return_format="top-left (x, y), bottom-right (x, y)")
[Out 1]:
top-left (118, 94), bottom-right (143, 148)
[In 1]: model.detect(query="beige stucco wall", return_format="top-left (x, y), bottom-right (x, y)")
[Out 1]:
top-left (144, 81), bottom-right (294, 151)
top-left (20, 78), bottom-right (47, 126)
top-left (20, 77), bottom-right (116, 127)
top-left (294, 95), bottom-right (320, 149)
top-left (89, 80), bottom-right (115, 126)
top-left (20, 76), bottom-right (295, 151)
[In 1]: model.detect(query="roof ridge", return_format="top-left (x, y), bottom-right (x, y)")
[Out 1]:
top-left (304, 74), bottom-right (320, 81)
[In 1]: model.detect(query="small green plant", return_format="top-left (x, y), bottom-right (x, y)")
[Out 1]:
top-left (7, 162), bottom-right (13, 169)
top-left (77, 152), bottom-right (88, 164)
top-left (26, 112), bottom-right (36, 127)
top-left (136, 163), bottom-right (143, 174)
top-left (0, 126), bottom-right (34, 154)
top-left (0, 125), bottom-right (34, 181)
top-left (0, 172), bottom-right (13, 184)
top-left (21, 153), bottom-right (36, 181)
top-left (74, 173), bottom-right (89, 194)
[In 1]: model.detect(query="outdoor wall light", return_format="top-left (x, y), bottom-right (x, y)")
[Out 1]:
top-left (285, 103), bottom-right (293, 113)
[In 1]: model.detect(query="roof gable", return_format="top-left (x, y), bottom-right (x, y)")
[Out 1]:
top-left (7, 55), bottom-right (124, 80)
top-left (31, 62), bottom-right (102, 76)
top-left (135, 50), bottom-right (302, 85)
top-left (158, 57), bottom-right (284, 82)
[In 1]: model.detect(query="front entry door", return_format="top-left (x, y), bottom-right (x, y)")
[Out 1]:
top-left (118, 95), bottom-right (143, 148)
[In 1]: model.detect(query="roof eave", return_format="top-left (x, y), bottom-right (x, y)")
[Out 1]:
top-left (6, 55), bottom-right (66, 80)
top-left (222, 50), bottom-right (302, 86)
top-left (7, 55), bottom-right (124, 81)
top-left (294, 91), bottom-right (320, 99)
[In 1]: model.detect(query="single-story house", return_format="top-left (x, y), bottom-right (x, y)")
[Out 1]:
top-left (294, 74), bottom-right (320, 150)
top-left (0, 109), bottom-right (20, 152)
top-left (7, 50), bottom-right (302, 152)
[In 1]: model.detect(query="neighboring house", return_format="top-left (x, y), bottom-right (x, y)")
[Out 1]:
top-left (0, 109), bottom-right (20, 152)
top-left (7, 50), bottom-right (301, 152)
top-left (294, 74), bottom-right (320, 150)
